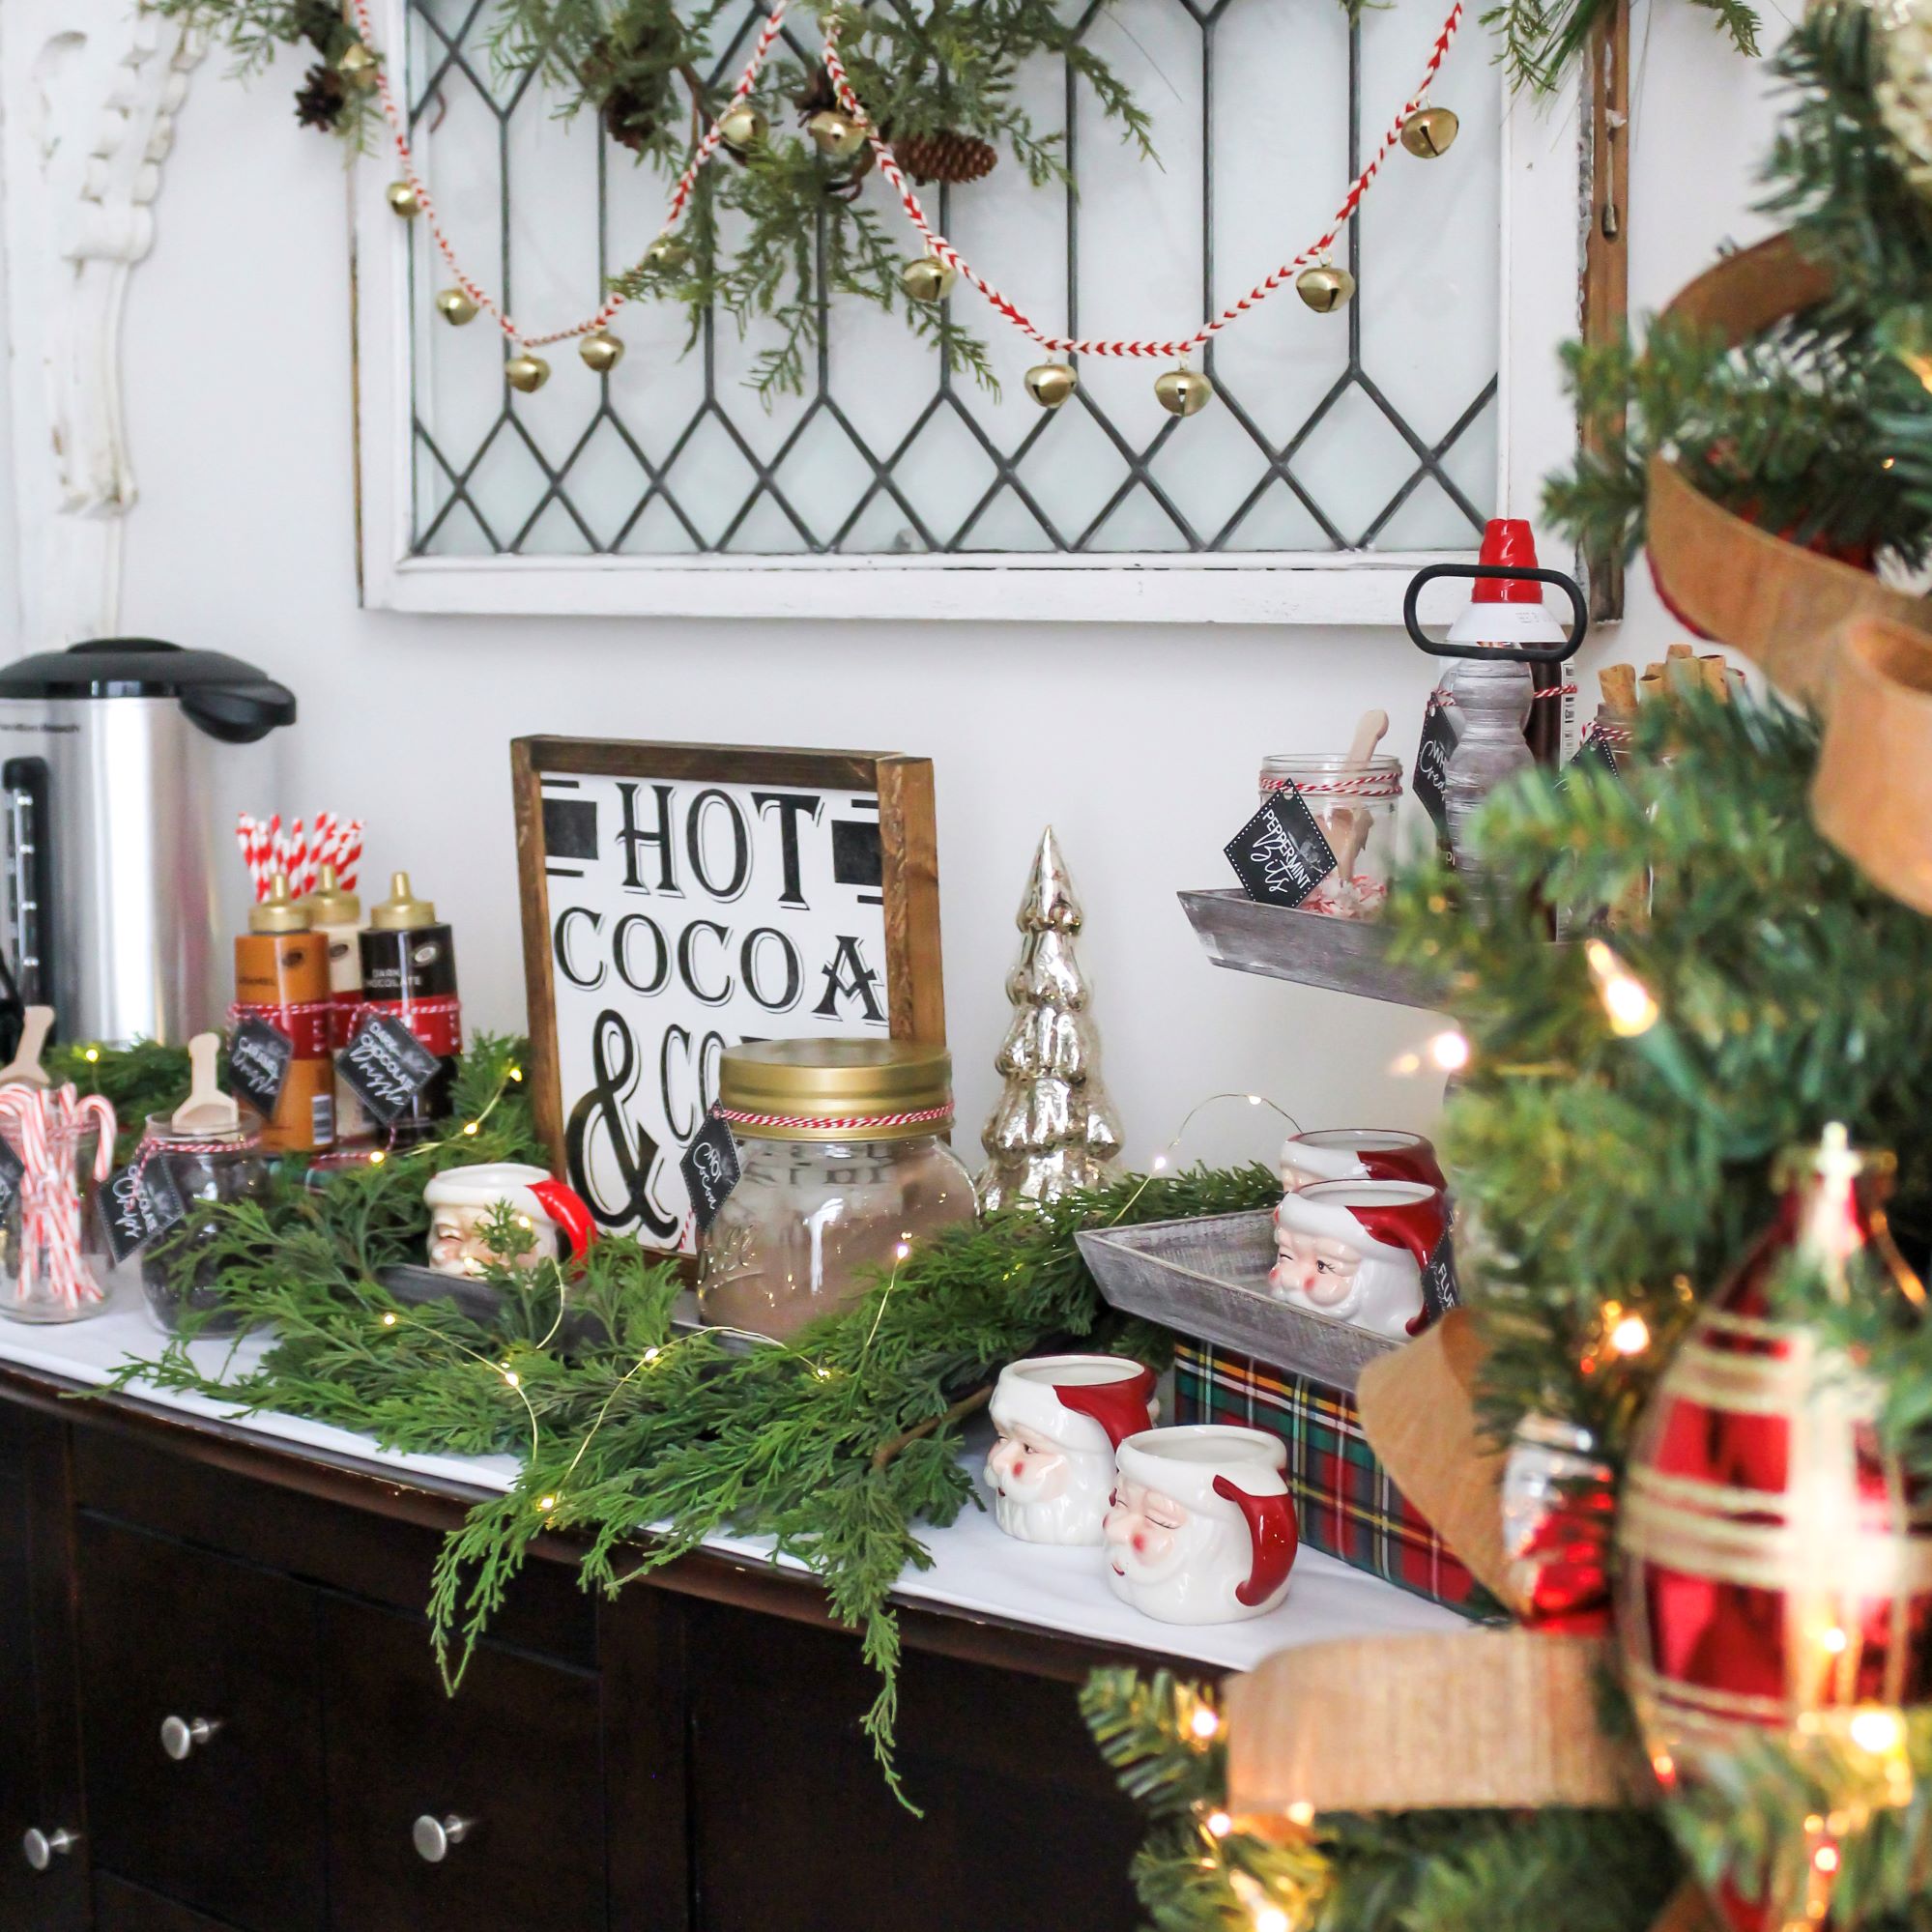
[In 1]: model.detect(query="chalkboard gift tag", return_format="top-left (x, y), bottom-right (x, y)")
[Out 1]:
top-left (1560, 731), bottom-right (1624, 788)
top-left (1412, 697), bottom-right (1458, 845)
top-left (337, 1013), bottom-right (444, 1127)
top-left (0, 1139), bottom-right (26, 1224)
top-left (229, 1017), bottom-right (294, 1120)
top-left (678, 1114), bottom-right (743, 1234)
top-left (1224, 786), bottom-right (1338, 910)
top-left (1421, 1230), bottom-right (1461, 1324)
top-left (102, 1156), bottom-right (188, 1265)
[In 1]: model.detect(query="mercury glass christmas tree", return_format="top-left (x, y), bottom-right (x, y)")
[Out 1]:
top-left (978, 828), bottom-right (1124, 1210)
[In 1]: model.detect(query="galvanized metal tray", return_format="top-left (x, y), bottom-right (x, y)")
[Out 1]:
top-left (1076, 1209), bottom-right (1399, 1396)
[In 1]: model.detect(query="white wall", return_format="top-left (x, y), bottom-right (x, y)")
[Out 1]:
top-left (60, 0), bottom-right (1781, 1168)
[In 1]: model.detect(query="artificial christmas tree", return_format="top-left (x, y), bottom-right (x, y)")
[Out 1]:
top-left (978, 827), bottom-right (1124, 1211)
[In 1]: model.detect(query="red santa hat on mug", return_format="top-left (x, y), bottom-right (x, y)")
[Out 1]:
top-left (1279, 1178), bottom-right (1448, 1271)
top-left (990, 1355), bottom-right (1158, 1450)
top-left (1446, 518), bottom-right (1568, 649)
top-left (421, 1161), bottom-right (595, 1258)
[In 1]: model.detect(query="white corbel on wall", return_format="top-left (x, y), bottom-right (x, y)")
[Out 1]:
top-left (1, 0), bottom-right (202, 648)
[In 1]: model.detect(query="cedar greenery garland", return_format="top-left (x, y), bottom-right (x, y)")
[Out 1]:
top-left (109, 1054), bottom-right (1275, 1798)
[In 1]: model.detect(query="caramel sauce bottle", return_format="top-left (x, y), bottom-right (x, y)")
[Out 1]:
top-left (233, 874), bottom-right (335, 1153)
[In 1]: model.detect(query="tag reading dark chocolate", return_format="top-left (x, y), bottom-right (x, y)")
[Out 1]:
top-left (1420, 1231), bottom-right (1460, 1323)
top-left (102, 1157), bottom-right (187, 1265)
top-left (337, 1013), bottom-right (443, 1127)
top-left (1224, 786), bottom-right (1338, 910)
top-left (0, 1140), bottom-right (26, 1222)
top-left (678, 1114), bottom-right (742, 1234)
top-left (1412, 698), bottom-right (1457, 845)
top-left (229, 1017), bottom-right (293, 1120)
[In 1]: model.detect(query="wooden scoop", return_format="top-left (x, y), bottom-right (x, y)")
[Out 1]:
top-left (172, 1032), bottom-right (239, 1136)
top-left (0, 1006), bottom-right (55, 1088)
top-left (1328, 708), bottom-right (1392, 883)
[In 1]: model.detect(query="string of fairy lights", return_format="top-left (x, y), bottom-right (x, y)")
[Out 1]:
top-left (360, 0), bottom-right (1468, 416)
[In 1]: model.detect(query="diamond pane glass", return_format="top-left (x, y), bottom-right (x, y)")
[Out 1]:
top-left (404, 0), bottom-right (1501, 557)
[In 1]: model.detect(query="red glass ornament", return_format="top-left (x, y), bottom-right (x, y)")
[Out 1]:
top-left (1502, 1414), bottom-right (1614, 1632)
top-left (1616, 1130), bottom-right (1932, 1924)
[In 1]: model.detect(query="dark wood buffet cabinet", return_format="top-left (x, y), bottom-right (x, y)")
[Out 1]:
top-left (0, 1364), bottom-right (1166, 1932)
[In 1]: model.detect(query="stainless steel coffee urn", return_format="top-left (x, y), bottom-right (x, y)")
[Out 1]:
top-left (0, 640), bottom-right (297, 1045)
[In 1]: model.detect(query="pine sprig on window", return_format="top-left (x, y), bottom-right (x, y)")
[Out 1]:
top-left (1481, 0), bottom-right (1756, 98)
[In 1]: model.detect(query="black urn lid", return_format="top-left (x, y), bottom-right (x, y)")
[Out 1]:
top-left (0, 639), bottom-right (297, 743)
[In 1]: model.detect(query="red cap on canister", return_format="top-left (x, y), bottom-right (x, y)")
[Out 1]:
top-left (1471, 518), bottom-right (1543, 603)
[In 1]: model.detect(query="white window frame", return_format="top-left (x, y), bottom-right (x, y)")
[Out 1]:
top-left (350, 5), bottom-right (1591, 628)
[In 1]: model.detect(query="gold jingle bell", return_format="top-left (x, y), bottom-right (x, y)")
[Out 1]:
top-left (901, 255), bottom-right (956, 303)
top-left (387, 180), bottom-right (422, 218)
top-left (435, 287), bottom-right (479, 326)
top-left (337, 41), bottom-right (378, 88)
top-left (579, 330), bottom-right (625, 374)
top-left (1295, 263), bottom-right (1356, 313)
top-left (1154, 366), bottom-right (1213, 418)
top-left (505, 353), bottom-right (551, 393)
top-left (807, 109), bottom-right (867, 160)
top-left (1024, 363), bottom-right (1078, 409)
top-left (719, 103), bottom-right (768, 153)
top-left (1400, 105), bottom-right (1458, 159)
top-left (644, 235), bottom-right (689, 274)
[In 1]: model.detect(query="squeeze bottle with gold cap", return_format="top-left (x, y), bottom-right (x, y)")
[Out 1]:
top-left (233, 874), bottom-right (335, 1153)
top-left (300, 863), bottom-right (370, 1142)
top-left (357, 872), bottom-right (460, 1143)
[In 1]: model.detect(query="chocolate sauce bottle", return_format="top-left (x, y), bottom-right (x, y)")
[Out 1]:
top-left (358, 872), bottom-right (461, 1144)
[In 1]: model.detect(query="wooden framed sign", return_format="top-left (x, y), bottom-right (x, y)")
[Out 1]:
top-left (511, 739), bottom-right (944, 1253)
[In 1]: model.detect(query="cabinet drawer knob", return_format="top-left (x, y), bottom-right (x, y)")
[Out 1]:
top-left (412, 1814), bottom-right (475, 1863)
top-left (160, 1715), bottom-right (222, 1761)
top-left (22, 1827), bottom-right (78, 1871)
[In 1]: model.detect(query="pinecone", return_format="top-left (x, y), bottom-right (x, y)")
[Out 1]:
top-left (893, 128), bottom-right (997, 186)
top-left (294, 62), bottom-right (349, 133)
top-left (584, 31), bottom-right (674, 155)
top-left (793, 64), bottom-right (838, 118)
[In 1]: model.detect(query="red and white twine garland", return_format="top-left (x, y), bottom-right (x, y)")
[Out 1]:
top-left (820, 1), bottom-right (1464, 360)
top-left (348, 0), bottom-right (793, 348)
top-left (713, 1104), bottom-right (954, 1134)
top-left (351, 0), bottom-right (1464, 362)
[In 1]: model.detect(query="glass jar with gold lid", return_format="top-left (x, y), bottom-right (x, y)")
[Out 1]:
top-left (696, 1038), bottom-right (977, 1341)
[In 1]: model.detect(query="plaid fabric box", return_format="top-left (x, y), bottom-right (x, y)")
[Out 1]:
top-left (1173, 1338), bottom-right (1488, 1617)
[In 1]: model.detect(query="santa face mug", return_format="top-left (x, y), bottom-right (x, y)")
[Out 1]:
top-left (985, 1355), bottom-right (1159, 1545)
top-left (1280, 1128), bottom-right (1446, 1196)
top-left (423, 1163), bottom-right (595, 1278)
top-left (1270, 1178), bottom-right (1451, 1339)
top-left (1104, 1426), bottom-right (1299, 1624)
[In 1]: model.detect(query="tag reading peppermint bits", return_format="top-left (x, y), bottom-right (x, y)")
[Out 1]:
top-left (1420, 1231), bottom-right (1461, 1324)
top-left (1224, 787), bottom-right (1338, 910)
top-left (1412, 699), bottom-right (1457, 843)
top-left (678, 1115), bottom-right (743, 1234)
top-left (229, 1017), bottom-right (294, 1120)
top-left (102, 1157), bottom-right (188, 1265)
top-left (337, 1013), bottom-right (443, 1126)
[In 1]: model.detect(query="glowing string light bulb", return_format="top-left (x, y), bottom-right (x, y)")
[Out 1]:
top-left (1850, 1707), bottom-right (1904, 1754)
top-left (1584, 939), bottom-right (1659, 1039)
